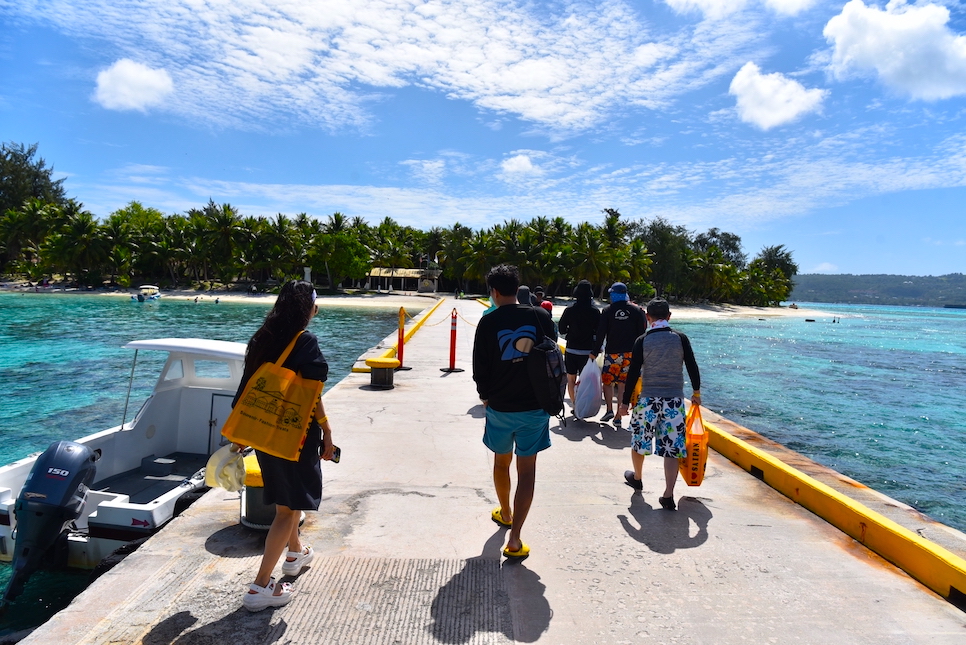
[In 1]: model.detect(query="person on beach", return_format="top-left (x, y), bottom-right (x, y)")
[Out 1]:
top-left (590, 282), bottom-right (645, 428)
top-left (558, 280), bottom-right (600, 413)
top-left (473, 264), bottom-right (556, 559)
top-left (617, 298), bottom-right (701, 510)
top-left (232, 280), bottom-right (337, 611)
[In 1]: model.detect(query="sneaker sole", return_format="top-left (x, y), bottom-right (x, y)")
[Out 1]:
top-left (244, 593), bottom-right (292, 612)
top-left (282, 552), bottom-right (315, 576)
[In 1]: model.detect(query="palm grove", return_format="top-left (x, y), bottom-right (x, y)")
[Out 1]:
top-left (1, 142), bottom-right (798, 305)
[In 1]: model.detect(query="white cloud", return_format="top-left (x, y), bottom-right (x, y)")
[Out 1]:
top-left (70, 129), bottom-right (966, 235)
top-left (762, 0), bottom-right (816, 16)
top-left (811, 262), bottom-right (839, 273)
top-left (663, 0), bottom-right (748, 20)
top-left (501, 154), bottom-right (537, 175)
top-left (824, 0), bottom-right (966, 100)
top-left (664, 0), bottom-right (815, 19)
top-left (400, 159), bottom-right (446, 184)
top-left (14, 0), bottom-right (766, 135)
top-left (108, 163), bottom-right (171, 185)
top-left (94, 59), bottom-right (173, 111)
top-left (923, 237), bottom-right (966, 246)
top-left (729, 62), bottom-right (827, 130)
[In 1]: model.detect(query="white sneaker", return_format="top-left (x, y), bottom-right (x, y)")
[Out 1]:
top-left (281, 545), bottom-right (314, 576)
top-left (243, 577), bottom-right (292, 612)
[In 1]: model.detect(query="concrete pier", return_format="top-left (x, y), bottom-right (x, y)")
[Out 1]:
top-left (18, 298), bottom-right (966, 644)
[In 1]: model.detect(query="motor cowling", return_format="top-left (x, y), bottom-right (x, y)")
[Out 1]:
top-left (2, 441), bottom-right (98, 604)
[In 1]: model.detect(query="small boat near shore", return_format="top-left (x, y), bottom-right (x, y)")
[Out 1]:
top-left (0, 338), bottom-right (245, 605)
top-left (131, 285), bottom-right (161, 302)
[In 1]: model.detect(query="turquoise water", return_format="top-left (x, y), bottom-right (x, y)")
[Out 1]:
top-left (0, 292), bottom-right (413, 634)
top-left (673, 303), bottom-right (965, 532)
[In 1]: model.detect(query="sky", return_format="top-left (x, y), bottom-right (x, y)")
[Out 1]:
top-left (2, 0), bottom-right (965, 276)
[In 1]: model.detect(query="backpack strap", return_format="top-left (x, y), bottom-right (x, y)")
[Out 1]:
top-left (275, 331), bottom-right (305, 367)
top-left (529, 306), bottom-right (548, 343)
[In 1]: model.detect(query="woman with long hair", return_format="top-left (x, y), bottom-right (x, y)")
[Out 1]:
top-left (233, 279), bottom-right (336, 611)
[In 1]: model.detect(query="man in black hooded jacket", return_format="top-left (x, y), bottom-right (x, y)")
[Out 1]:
top-left (558, 280), bottom-right (600, 413)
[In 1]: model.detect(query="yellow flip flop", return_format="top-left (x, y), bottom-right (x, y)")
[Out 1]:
top-left (491, 507), bottom-right (512, 527)
top-left (503, 542), bottom-right (530, 559)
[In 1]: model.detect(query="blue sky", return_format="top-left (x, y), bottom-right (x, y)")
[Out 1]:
top-left (2, 0), bottom-right (965, 276)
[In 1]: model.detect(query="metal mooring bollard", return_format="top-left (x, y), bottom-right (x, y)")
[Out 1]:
top-left (365, 357), bottom-right (401, 389)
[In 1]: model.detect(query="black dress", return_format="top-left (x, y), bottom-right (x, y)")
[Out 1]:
top-left (233, 330), bottom-right (329, 511)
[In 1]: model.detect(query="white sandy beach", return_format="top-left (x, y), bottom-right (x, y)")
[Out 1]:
top-left (665, 302), bottom-right (833, 320)
top-left (1, 284), bottom-right (832, 319)
top-left (103, 289), bottom-right (440, 310)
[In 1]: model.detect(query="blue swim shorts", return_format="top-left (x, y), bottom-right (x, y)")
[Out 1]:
top-left (483, 408), bottom-right (551, 457)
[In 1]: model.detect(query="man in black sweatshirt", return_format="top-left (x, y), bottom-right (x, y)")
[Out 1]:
top-left (590, 282), bottom-right (646, 428)
top-left (473, 264), bottom-right (556, 559)
top-left (617, 298), bottom-right (701, 510)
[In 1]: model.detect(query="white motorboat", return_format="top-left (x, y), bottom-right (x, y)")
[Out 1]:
top-left (132, 285), bottom-right (161, 302)
top-left (0, 338), bottom-right (245, 603)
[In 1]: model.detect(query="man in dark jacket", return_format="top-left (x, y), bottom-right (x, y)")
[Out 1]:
top-left (473, 264), bottom-right (556, 560)
top-left (590, 282), bottom-right (645, 428)
top-left (558, 280), bottom-right (600, 413)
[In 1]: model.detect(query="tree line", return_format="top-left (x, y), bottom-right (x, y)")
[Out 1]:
top-left (1, 142), bottom-right (798, 305)
top-left (791, 273), bottom-right (966, 307)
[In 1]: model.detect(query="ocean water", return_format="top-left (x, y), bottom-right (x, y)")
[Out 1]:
top-left (673, 302), bottom-right (965, 533)
top-left (0, 292), bottom-right (414, 635)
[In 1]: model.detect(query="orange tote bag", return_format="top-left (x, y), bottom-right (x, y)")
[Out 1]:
top-left (678, 403), bottom-right (708, 486)
top-left (222, 331), bottom-right (324, 461)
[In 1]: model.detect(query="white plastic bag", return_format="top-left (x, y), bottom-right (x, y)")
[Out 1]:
top-left (205, 444), bottom-right (246, 492)
top-left (573, 359), bottom-right (603, 419)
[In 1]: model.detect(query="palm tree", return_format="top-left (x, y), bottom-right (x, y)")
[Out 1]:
top-left (460, 229), bottom-right (497, 287)
top-left (569, 223), bottom-right (609, 295)
top-left (202, 201), bottom-right (243, 285)
top-left (625, 238), bottom-right (653, 288)
top-left (692, 246), bottom-right (728, 301)
top-left (324, 212), bottom-right (349, 234)
top-left (755, 244), bottom-right (799, 280)
top-left (155, 216), bottom-right (191, 286)
top-left (266, 214), bottom-right (298, 282)
top-left (44, 209), bottom-right (108, 284)
top-left (102, 212), bottom-right (135, 285)
top-left (440, 223), bottom-right (472, 290)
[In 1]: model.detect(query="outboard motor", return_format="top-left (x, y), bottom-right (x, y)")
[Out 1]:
top-left (2, 441), bottom-right (98, 604)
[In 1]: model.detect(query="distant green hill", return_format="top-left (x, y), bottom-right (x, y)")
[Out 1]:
top-left (790, 273), bottom-right (966, 307)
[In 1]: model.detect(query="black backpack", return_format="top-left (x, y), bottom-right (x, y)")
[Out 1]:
top-left (526, 308), bottom-right (567, 425)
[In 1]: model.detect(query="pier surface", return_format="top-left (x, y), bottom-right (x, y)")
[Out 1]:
top-left (19, 298), bottom-right (966, 644)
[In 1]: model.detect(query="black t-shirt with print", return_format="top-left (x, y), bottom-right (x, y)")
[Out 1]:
top-left (472, 304), bottom-right (557, 412)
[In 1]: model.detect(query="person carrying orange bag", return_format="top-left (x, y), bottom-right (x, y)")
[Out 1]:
top-left (617, 298), bottom-right (702, 510)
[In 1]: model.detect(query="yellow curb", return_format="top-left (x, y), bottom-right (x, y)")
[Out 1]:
top-left (365, 357), bottom-right (401, 369)
top-left (351, 298), bottom-right (447, 372)
top-left (705, 417), bottom-right (966, 609)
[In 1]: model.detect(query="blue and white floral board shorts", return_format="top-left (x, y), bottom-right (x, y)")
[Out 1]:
top-left (629, 396), bottom-right (687, 458)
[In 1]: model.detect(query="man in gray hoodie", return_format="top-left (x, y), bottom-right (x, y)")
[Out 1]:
top-left (617, 298), bottom-right (701, 510)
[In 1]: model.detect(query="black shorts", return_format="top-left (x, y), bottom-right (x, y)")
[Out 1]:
top-left (565, 352), bottom-right (590, 375)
